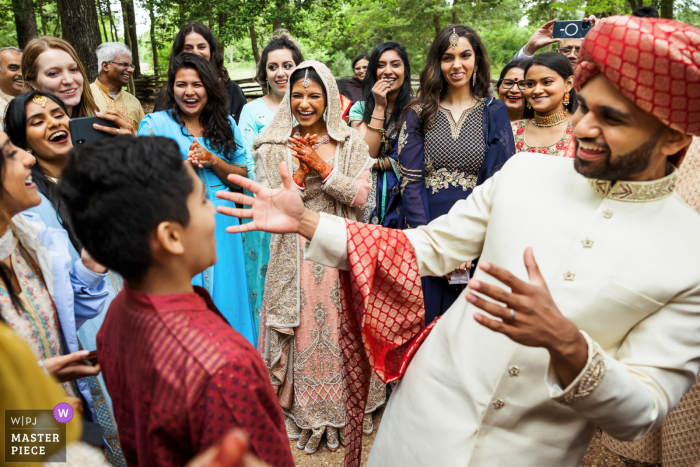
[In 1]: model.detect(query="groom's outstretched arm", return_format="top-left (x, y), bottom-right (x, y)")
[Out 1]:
top-left (216, 159), bottom-right (499, 276)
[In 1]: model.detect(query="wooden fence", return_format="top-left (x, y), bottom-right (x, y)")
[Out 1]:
top-left (133, 74), bottom-right (423, 102)
top-left (134, 74), bottom-right (496, 102)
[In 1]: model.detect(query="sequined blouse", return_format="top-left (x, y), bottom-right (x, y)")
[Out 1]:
top-left (422, 102), bottom-right (487, 195)
top-left (397, 97), bottom-right (515, 228)
top-left (511, 119), bottom-right (574, 157)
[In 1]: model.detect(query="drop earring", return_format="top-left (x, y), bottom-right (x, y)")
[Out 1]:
top-left (472, 65), bottom-right (477, 86)
top-left (527, 100), bottom-right (532, 109)
top-left (563, 92), bottom-right (570, 106)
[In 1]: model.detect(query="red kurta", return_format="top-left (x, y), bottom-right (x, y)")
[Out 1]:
top-left (97, 284), bottom-right (294, 467)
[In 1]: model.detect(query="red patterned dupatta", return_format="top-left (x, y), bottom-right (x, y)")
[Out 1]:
top-left (338, 220), bottom-right (438, 467)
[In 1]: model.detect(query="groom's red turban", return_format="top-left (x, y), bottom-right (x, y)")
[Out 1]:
top-left (575, 15), bottom-right (700, 136)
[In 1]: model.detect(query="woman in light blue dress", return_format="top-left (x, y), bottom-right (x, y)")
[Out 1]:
top-left (238, 33), bottom-right (303, 336)
top-left (137, 53), bottom-right (255, 345)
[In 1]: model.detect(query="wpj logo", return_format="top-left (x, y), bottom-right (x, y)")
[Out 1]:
top-left (4, 409), bottom-right (67, 462)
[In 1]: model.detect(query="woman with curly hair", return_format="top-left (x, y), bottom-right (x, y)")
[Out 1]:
top-left (397, 24), bottom-right (515, 325)
top-left (138, 53), bottom-right (255, 344)
top-left (154, 22), bottom-right (247, 124)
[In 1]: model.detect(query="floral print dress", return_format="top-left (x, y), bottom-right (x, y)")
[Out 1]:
top-left (0, 240), bottom-right (77, 397)
top-left (512, 119), bottom-right (574, 157)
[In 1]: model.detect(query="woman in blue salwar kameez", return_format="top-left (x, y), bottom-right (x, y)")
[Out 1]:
top-left (397, 25), bottom-right (515, 325)
top-left (138, 53), bottom-right (255, 345)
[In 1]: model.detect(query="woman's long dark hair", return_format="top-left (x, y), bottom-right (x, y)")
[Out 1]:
top-left (408, 24), bottom-right (492, 132)
top-left (0, 137), bottom-right (26, 315)
top-left (162, 54), bottom-right (237, 159)
top-left (352, 54), bottom-right (370, 70)
top-left (521, 52), bottom-right (577, 119)
top-left (255, 31), bottom-right (304, 86)
top-left (170, 22), bottom-right (230, 82)
top-left (5, 91), bottom-right (81, 252)
top-left (361, 42), bottom-right (413, 131)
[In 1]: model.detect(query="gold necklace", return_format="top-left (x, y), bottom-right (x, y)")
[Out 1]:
top-left (45, 175), bottom-right (59, 184)
top-left (533, 109), bottom-right (568, 127)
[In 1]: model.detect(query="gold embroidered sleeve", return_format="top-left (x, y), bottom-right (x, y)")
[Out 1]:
top-left (551, 332), bottom-right (607, 405)
top-left (322, 170), bottom-right (361, 206)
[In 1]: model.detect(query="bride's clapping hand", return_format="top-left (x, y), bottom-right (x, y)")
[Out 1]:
top-left (215, 161), bottom-right (310, 235)
top-left (288, 136), bottom-right (332, 178)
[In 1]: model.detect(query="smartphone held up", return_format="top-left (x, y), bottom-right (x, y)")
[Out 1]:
top-left (552, 20), bottom-right (592, 39)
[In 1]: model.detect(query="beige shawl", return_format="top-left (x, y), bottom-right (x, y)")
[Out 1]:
top-left (253, 60), bottom-right (372, 331)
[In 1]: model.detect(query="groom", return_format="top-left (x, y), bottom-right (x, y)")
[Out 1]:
top-left (217, 16), bottom-right (700, 467)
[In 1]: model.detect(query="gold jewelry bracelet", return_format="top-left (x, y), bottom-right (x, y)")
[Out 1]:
top-left (371, 114), bottom-right (385, 121)
top-left (367, 124), bottom-right (386, 143)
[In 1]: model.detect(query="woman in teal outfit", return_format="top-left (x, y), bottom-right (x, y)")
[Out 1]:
top-left (238, 32), bottom-right (303, 336)
top-left (138, 53), bottom-right (255, 345)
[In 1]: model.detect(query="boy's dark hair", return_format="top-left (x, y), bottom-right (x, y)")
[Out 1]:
top-left (58, 136), bottom-right (194, 281)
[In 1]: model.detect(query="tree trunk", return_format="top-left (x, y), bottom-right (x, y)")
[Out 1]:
top-left (56, 0), bottom-right (67, 39)
top-left (451, 9), bottom-right (459, 24)
top-left (106, 0), bottom-right (118, 41)
top-left (660, 0), bottom-right (673, 18)
top-left (11, 0), bottom-right (38, 48)
top-left (121, 0), bottom-right (140, 75)
top-left (98, 0), bottom-right (109, 41)
top-left (432, 15), bottom-right (440, 37)
top-left (149, 1), bottom-right (159, 76)
top-left (37, 0), bottom-right (48, 36)
top-left (61, 0), bottom-right (102, 81)
top-left (626, 0), bottom-right (644, 10)
top-left (249, 22), bottom-right (260, 64)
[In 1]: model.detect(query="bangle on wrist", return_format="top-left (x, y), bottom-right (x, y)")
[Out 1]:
top-left (371, 114), bottom-right (385, 121)
top-left (367, 124), bottom-right (386, 143)
top-left (322, 167), bottom-right (335, 182)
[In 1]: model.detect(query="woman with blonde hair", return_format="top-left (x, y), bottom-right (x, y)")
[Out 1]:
top-left (22, 37), bottom-right (98, 119)
top-left (22, 37), bottom-right (134, 135)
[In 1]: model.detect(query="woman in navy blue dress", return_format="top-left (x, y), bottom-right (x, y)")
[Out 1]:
top-left (397, 25), bottom-right (515, 325)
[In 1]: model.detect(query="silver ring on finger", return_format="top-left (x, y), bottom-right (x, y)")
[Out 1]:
top-left (507, 309), bottom-right (516, 324)
top-left (301, 150), bottom-right (306, 155)
top-left (116, 128), bottom-right (119, 135)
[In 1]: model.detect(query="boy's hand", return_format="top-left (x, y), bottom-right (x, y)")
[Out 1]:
top-left (186, 430), bottom-right (271, 467)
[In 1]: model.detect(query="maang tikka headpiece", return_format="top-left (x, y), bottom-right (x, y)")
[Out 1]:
top-left (303, 69), bottom-right (310, 90)
top-left (32, 95), bottom-right (47, 108)
top-left (449, 28), bottom-right (459, 49)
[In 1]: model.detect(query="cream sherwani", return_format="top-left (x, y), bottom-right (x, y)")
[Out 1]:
top-left (305, 153), bottom-right (700, 466)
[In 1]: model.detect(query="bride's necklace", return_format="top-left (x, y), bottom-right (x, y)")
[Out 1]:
top-left (533, 109), bottom-right (568, 127)
top-left (294, 130), bottom-right (330, 150)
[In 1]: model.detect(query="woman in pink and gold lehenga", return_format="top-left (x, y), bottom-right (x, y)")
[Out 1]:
top-left (251, 60), bottom-right (385, 454)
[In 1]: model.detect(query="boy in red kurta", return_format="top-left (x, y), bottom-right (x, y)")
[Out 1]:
top-left (59, 136), bottom-right (293, 467)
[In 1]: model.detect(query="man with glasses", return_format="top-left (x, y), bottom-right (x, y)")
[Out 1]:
top-left (511, 18), bottom-right (594, 68)
top-left (91, 42), bottom-right (145, 130)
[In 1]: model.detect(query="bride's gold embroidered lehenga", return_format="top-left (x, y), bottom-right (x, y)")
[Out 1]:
top-left (252, 61), bottom-right (386, 454)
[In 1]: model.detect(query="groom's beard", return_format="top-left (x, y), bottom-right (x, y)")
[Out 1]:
top-left (574, 131), bottom-right (659, 181)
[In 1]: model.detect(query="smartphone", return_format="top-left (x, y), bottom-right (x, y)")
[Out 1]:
top-left (69, 116), bottom-right (119, 146)
top-left (552, 20), bottom-right (592, 39)
top-left (85, 350), bottom-right (99, 366)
